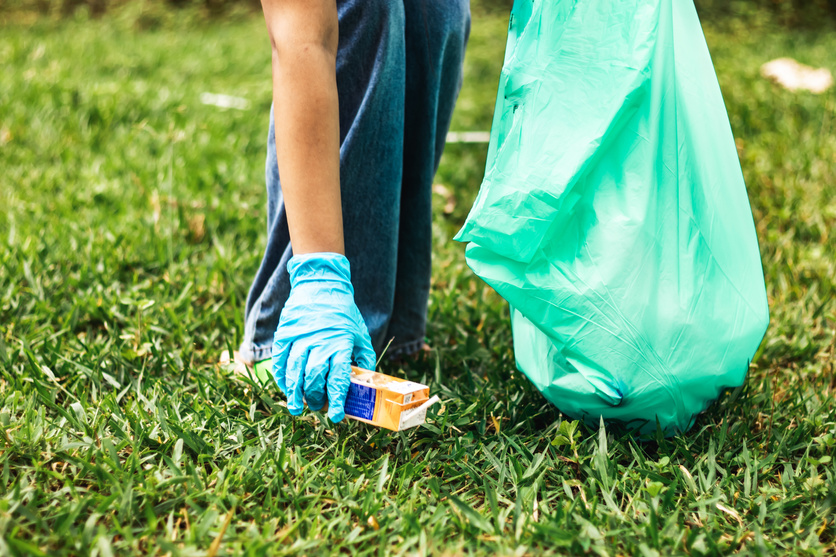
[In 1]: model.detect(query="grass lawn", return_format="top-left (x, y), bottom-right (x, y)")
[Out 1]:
top-left (1, 3), bottom-right (835, 555)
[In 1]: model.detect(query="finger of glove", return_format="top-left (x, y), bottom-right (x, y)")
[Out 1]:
top-left (352, 325), bottom-right (377, 371)
top-left (285, 343), bottom-right (309, 416)
top-left (272, 338), bottom-right (291, 395)
top-left (303, 346), bottom-right (331, 412)
top-left (326, 345), bottom-right (353, 423)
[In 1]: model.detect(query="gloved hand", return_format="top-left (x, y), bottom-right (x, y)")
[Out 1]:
top-left (272, 252), bottom-right (376, 422)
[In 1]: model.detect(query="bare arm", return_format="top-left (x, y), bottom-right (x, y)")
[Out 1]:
top-left (261, 0), bottom-right (343, 255)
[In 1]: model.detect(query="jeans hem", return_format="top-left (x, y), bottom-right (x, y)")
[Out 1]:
top-left (240, 343), bottom-right (272, 365)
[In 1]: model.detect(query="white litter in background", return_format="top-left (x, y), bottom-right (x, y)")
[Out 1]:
top-left (200, 92), bottom-right (250, 110)
top-left (446, 131), bottom-right (491, 143)
top-left (760, 58), bottom-right (833, 94)
top-left (432, 184), bottom-right (457, 214)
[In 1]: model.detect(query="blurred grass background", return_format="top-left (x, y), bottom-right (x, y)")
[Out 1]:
top-left (2, 0), bottom-right (836, 26)
top-left (1, 1), bottom-right (835, 555)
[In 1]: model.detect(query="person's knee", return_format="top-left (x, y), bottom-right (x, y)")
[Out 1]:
top-left (336, 0), bottom-right (407, 122)
top-left (405, 0), bottom-right (470, 53)
top-left (442, 0), bottom-right (471, 45)
top-left (339, 0), bottom-right (405, 48)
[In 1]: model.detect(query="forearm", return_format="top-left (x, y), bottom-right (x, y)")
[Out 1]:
top-left (263, 0), bottom-right (343, 255)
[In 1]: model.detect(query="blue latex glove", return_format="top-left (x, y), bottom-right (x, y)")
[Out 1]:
top-left (272, 252), bottom-right (376, 422)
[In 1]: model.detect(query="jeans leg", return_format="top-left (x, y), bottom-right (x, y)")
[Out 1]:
top-left (240, 0), bottom-right (407, 363)
top-left (385, 0), bottom-right (471, 356)
top-left (240, 106), bottom-right (290, 365)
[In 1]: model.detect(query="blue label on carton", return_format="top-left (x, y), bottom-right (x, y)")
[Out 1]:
top-left (344, 382), bottom-right (376, 421)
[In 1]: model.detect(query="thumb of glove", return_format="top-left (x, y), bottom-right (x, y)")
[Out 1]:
top-left (353, 328), bottom-right (377, 371)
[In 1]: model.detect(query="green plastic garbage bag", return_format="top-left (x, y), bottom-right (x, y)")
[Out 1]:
top-left (455, 0), bottom-right (769, 434)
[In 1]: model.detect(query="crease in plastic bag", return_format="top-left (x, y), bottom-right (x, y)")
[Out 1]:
top-left (455, 0), bottom-right (769, 435)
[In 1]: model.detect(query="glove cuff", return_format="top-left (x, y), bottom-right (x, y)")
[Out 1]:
top-left (287, 252), bottom-right (353, 287)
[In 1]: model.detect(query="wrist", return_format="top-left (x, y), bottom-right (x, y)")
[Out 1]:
top-left (289, 238), bottom-right (345, 257)
top-left (287, 252), bottom-right (353, 287)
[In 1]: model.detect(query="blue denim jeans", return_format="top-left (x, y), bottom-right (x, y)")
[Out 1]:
top-left (240, 0), bottom-right (471, 364)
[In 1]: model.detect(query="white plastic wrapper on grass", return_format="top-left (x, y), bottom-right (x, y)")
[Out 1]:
top-left (200, 92), bottom-right (250, 110)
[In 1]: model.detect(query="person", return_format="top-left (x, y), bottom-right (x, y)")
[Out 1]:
top-left (230, 0), bottom-right (471, 423)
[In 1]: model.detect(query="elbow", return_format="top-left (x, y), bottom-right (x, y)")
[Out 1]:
top-left (271, 39), bottom-right (337, 71)
top-left (267, 18), bottom-right (338, 67)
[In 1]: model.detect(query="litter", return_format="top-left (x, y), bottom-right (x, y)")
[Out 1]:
top-left (342, 367), bottom-right (439, 431)
top-left (200, 92), bottom-right (250, 110)
top-left (230, 359), bottom-right (438, 431)
top-left (761, 58), bottom-right (833, 94)
top-left (446, 131), bottom-right (491, 144)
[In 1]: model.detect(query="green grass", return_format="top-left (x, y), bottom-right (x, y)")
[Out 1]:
top-left (1, 4), bottom-right (835, 556)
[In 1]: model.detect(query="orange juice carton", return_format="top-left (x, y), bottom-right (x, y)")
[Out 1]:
top-left (343, 367), bottom-right (439, 431)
